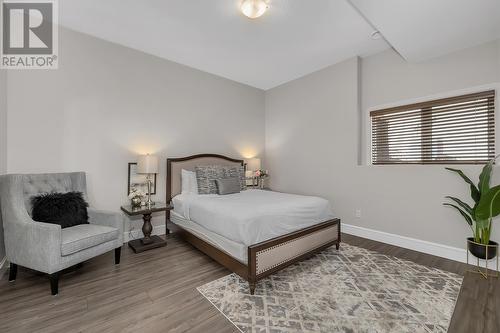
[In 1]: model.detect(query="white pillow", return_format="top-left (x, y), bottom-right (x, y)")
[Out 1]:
top-left (181, 169), bottom-right (190, 194)
top-left (181, 169), bottom-right (198, 194)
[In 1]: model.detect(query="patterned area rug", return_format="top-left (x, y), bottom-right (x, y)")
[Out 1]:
top-left (197, 244), bottom-right (463, 333)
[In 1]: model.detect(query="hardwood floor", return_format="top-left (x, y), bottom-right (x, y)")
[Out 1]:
top-left (0, 233), bottom-right (498, 333)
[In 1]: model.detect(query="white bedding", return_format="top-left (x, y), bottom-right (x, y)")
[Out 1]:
top-left (170, 211), bottom-right (248, 263)
top-left (172, 189), bottom-right (335, 246)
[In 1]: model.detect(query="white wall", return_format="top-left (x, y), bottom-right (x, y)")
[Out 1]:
top-left (359, 40), bottom-right (500, 249)
top-left (0, 70), bottom-right (6, 175)
top-left (0, 69), bottom-right (6, 261)
top-left (6, 28), bottom-right (265, 232)
top-left (266, 40), bottom-right (500, 250)
top-left (265, 57), bottom-right (361, 230)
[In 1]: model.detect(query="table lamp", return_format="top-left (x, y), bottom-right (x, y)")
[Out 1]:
top-left (247, 158), bottom-right (261, 172)
top-left (137, 154), bottom-right (159, 206)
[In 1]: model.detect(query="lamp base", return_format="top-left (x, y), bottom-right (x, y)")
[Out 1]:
top-left (129, 235), bottom-right (166, 253)
top-left (145, 176), bottom-right (155, 206)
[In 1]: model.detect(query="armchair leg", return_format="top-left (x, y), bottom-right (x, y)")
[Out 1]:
top-left (115, 247), bottom-right (121, 265)
top-left (49, 273), bottom-right (59, 296)
top-left (8, 263), bottom-right (17, 282)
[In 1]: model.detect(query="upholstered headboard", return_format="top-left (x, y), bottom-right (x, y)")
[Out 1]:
top-left (166, 154), bottom-right (245, 204)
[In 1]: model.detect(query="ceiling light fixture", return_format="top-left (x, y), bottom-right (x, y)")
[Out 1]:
top-left (240, 0), bottom-right (269, 19)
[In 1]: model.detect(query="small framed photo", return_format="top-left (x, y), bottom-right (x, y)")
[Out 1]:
top-left (128, 162), bottom-right (157, 196)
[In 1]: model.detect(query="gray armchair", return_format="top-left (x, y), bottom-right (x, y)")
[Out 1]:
top-left (0, 172), bottom-right (123, 295)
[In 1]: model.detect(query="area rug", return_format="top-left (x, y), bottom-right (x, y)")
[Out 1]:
top-left (197, 243), bottom-right (463, 333)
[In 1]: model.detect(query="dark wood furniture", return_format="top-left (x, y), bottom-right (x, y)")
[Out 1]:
top-left (166, 153), bottom-right (341, 294)
top-left (247, 185), bottom-right (271, 190)
top-left (121, 203), bottom-right (173, 253)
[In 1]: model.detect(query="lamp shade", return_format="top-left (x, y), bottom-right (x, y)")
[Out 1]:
top-left (137, 154), bottom-right (159, 174)
top-left (247, 158), bottom-right (261, 171)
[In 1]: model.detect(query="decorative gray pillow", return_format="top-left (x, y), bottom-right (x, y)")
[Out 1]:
top-left (215, 177), bottom-right (241, 195)
top-left (195, 165), bottom-right (225, 194)
top-left (222, 166), bottom-right (247, 191)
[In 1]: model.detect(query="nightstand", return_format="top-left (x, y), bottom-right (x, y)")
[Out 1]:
top-left (247, 185), bottom-right (271, 191)
top-left (121, 202), bottom-right (173, 253)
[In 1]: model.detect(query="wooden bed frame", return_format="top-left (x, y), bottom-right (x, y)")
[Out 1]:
top-left (166, 154), bottom-right (341, 294)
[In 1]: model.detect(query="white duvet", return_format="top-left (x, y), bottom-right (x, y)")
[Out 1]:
top-left (172, 189), bottom-right (335, 246)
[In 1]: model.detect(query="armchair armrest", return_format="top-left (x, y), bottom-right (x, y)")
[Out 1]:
top-left (88, 209), bottom-right (124, 243)
top-left (4, 217), bottom-right (62, 274)
top-left (1, 174), bottom-right (62, 273)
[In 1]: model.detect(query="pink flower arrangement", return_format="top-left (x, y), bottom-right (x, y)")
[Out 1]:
top-left (254, 170), bottom-right (268, 178)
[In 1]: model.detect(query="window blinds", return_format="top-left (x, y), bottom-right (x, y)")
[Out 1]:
top-left (371, 90), bottom-right (496, 165)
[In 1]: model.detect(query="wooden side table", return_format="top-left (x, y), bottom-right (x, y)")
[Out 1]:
top-left (247, 185), bottom-right (271, 191)
top-left (121, 202), bottom-right (173, 253)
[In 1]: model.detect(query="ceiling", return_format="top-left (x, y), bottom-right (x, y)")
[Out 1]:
top-left (59, 1), bottom-right (500, 90)
top-left (349, 0), bottom-right (500, 62)
top-left (59, 0), bottom-right (389, 90)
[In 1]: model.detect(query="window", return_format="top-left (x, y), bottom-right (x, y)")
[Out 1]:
top-left (371, 90), bottom-right (496, 165)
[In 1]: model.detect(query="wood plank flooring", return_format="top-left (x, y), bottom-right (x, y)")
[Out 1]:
top-left (0, 233), bottom-right (498, 333)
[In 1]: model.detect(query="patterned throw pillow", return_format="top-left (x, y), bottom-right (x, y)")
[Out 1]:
top-left (195, 165), bottom-right (225, 194)
top-left (222, 166), bottom-right (247, 191)
top-left (196, 165), bottom-right (247, 194)
top-left (215, 178), bottom-right (241, 195)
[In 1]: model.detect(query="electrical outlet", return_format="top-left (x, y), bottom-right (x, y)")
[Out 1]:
top-left (355, 209), bottom-right (362, 218)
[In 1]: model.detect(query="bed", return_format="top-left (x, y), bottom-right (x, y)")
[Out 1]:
top-left (166, 154), bottom-right (341, 294)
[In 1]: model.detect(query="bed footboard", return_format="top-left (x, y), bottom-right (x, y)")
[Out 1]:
top-left (247, 219), bottom-right (341, 294)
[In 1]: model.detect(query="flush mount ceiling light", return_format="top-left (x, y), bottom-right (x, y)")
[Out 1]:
top-left (240, 0), bottom-right (269, 19)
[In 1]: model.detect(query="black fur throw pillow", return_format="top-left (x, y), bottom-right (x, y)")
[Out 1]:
top-left (31, 192), bottom-right (89, 229)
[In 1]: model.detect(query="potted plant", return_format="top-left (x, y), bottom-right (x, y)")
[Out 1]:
top-left (444, 155), bottom-right (500, 260)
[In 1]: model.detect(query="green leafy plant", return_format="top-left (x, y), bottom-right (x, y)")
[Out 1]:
top-left (444, 155), bottom-right (500, 245)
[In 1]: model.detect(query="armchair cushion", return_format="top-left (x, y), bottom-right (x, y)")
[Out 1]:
top-left (32, 192), bottom-right (89, 228)
top-left (88, 209), bottom-right (124, 244)
top-left (61, 224), bottom-right (119, 256)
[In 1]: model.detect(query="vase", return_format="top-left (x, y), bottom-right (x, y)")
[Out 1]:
top-left (131, 197), bottom-right (142, 207)
top-left (467, 237), bottom-right (498, 260)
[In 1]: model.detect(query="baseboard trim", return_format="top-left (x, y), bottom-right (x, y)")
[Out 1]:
top-left (123, 224), bottom-right (165, 243)
top-left (342, 223), bottom-right (497, 270)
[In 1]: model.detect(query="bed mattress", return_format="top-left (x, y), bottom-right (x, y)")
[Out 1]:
top-left (170, 211), bottom-right (248, 263)
top-left (172, 189), bottom-right (335, 246)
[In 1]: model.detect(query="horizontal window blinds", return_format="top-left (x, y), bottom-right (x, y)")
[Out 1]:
top-left (371, 90), bottom-right (496, 165)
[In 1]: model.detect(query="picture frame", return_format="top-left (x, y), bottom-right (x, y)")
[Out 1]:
top-left (128, 162), bottom-right (157, 196)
